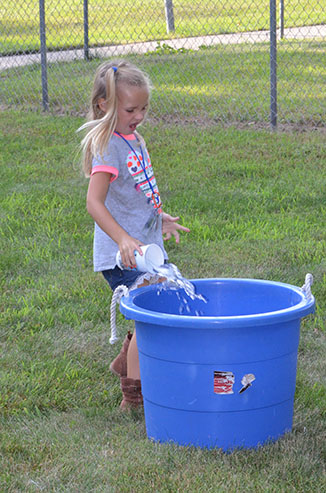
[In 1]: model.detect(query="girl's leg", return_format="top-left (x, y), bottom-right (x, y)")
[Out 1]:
top-left (125, 279), bottom-right (150, 380)
top-left (125, 277), bottom-right (166, 380)
top-left (120, 278), bottom-right (166, 409)
top-left (104, 267), bottom-right (142, 379)
top-left (109, 331), bottom-right (132, 377)
top-left (126, 327), bottom-right (140, 379)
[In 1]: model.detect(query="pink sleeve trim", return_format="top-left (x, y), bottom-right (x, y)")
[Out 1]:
top-left (91, 165), bottom-right (118, 182)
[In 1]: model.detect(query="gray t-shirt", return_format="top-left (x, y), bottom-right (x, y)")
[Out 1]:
top-left (91, 132), bottom-right (167, 271)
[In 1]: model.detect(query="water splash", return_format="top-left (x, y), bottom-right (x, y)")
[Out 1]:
top-left (151, 262), bottom-right (207, 315)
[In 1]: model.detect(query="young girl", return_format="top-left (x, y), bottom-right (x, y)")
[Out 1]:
top-left (79, 60), bottom-right (189, 409)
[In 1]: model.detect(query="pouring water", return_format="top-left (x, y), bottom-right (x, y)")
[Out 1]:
top-left (150, 262), bottom-right (207, 315)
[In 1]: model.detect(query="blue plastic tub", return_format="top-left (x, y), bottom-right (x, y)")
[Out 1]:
top-left (120, 278), bottom-right (315, 451)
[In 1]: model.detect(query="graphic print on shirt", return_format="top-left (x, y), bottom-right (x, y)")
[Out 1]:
top-left (126, 149), bottom-right (160, 206)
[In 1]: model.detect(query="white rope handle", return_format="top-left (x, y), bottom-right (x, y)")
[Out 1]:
top-left (109, 272), bottom-right (161, 344)
top-left (301, 273), bottom-right (314, 300)
top-left (109, 285), bottom-right (129, 344)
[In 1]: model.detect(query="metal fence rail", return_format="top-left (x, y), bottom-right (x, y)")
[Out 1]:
top-left (1, 0), bottom-right (325, 129)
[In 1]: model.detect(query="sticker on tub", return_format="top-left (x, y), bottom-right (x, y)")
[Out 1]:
top-left (239, 373), bottom-right (256, 394)
top-left (214, 371), bottom-right (235, 395)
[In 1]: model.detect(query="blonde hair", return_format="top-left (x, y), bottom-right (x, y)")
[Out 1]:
top-left (78, 60), bottom-right (151, 177)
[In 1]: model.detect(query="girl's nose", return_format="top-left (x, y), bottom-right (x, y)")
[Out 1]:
top-left (135, 112), bottom-right (144, 123)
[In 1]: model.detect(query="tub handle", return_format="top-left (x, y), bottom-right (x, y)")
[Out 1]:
top-left (109, 272), bottom-right (161, 344)
top-left (110, 285), bottom-right (130, 344)
top-left (301, 273), bottom-right (314, 300)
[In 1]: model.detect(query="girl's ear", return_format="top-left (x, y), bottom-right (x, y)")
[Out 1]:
top-left (98, 98), bottom-right (107, 112)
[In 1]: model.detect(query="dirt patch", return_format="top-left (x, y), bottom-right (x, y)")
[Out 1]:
top-left (147, 113), bottom-right (326, 134)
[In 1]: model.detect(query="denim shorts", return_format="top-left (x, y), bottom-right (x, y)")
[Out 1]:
top-left (102, 266), bottom-right (143, 291)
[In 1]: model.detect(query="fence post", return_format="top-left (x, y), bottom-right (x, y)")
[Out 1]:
top-left (270, 0), bottom-right (277, 129)
top-left (279, 0), bottom-right (284, 39)
top-left (84, 0), bottom-right (89, 60)
top-left (39, 0), bottom-right (48, 111)
top-left (164, 0), bottom-right (175, 33)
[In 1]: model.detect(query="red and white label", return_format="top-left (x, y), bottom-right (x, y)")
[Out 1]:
top-left (214, 371), bottom-right (235, 395)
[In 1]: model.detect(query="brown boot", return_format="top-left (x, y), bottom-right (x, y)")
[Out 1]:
top-left (120, 377), bottom-right (143, 409)
top-left (110, 332), bottom-right (132, 377)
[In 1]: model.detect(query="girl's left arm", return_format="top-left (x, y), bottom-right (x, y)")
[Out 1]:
top-left (161, 212), bottom-right (190, 243)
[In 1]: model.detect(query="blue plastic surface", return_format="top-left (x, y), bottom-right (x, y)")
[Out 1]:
top-left (120, 278), bottom-right (315, 450)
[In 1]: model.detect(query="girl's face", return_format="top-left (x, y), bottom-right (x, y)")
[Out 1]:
top-left (115, 84), bottom-right (149, 135)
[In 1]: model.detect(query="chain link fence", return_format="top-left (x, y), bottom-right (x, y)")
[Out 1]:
top-left (1, 1), bottom-right (325, 128)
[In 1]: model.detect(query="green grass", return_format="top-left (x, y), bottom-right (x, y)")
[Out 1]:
top-left (1, 0), bottom-right (325, 55)
top-left (1, 110), bottom-right (326, 491)
top-left (2, 40), bottom-right (326, 125)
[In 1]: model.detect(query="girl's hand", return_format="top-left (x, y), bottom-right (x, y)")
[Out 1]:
top-left (118, 235), bottom-right (144, 269)
top-left (162, 212), bottom-right (190, 244)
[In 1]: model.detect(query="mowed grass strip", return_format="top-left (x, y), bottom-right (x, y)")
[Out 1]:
top-left (0, 110), bottom-right (325, 491)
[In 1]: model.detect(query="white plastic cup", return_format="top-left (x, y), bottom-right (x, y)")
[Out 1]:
top-left (116, 243), bottom-right (164, 274)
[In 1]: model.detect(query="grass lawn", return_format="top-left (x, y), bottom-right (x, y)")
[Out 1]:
top-left (2, 40), bottom-right (326, 126)
top-left (1, 110), bottom-right (326, 491)
top-left (1, 0), bottom-right (325, 54)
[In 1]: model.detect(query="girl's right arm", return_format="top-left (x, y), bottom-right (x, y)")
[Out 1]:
top-left (86, 172), bottom-right (144, 268)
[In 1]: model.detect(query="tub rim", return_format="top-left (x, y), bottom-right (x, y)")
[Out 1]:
top-left (119, 277), bottom-right (315, 329)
